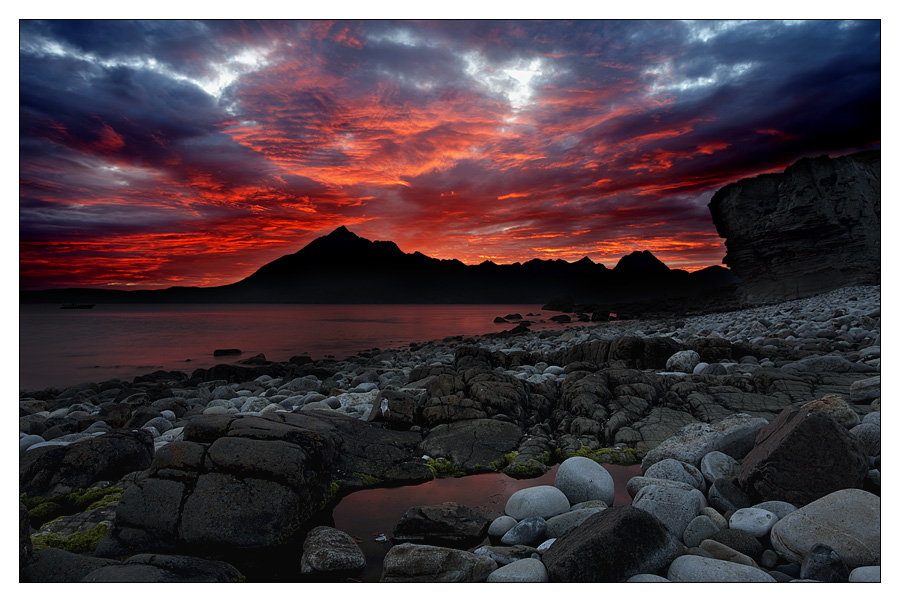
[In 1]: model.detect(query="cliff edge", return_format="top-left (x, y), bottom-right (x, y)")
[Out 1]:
top-left (709, 151), bottom-right (880, 303)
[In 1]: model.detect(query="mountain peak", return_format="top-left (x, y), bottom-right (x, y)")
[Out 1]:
top-left (613, 250), bottom-right (670, 274)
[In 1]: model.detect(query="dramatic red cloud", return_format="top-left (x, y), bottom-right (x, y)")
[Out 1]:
top-left (19, 20), bottom-right (880, 290)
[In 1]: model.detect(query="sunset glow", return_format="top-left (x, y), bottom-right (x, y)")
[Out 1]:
top-left (19, 19), bottom-right (880, 290)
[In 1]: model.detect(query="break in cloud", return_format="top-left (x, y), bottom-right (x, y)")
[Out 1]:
top-left (19, 19), bottom-right (880, 290)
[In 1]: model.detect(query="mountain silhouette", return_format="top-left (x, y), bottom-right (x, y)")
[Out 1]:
top-left (20, 226), bottom-right (739, 310)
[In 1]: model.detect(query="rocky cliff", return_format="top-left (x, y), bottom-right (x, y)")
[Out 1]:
top-left (709, 151), bottom-right (880, 303)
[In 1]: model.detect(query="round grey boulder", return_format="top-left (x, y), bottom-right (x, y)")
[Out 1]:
top-left (666, 350), bottom-right (701, 372)
top-left (770, 488), bottom-right (880, 568)
top-left (553, 456), bottom-right (615, 506)
top-left (486, 558), bottom-right (548, 583)
top-left (667, 555), bottom-right (776, 582)
top-left (849, 566), bottom-right (881, 582)
top-left (700, 451), bottom-right (740, 484)
top-left (505, 486), bottom-right (570, 521)
top-left (643, 457), bottom-right (705, 491)
top-left (20, 434), bottom-right (45, 452)
top-left (682, 514), bottom-right (720, 548)
top-left (751, 500), bottom-right (798, 520)
top-left (501, 517), bottom-right (547, 546)
top-left (488, 515), bottom-right (518, 538)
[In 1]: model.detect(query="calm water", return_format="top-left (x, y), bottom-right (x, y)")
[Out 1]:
top-left (331, 463), bottom-right (641, 582)
top-left (19, 304), bottom-right (563, 390)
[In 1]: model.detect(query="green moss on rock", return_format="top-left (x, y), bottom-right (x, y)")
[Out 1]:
top-left (20, 486), bottom-right (124, 528)
top-left (563, 445), bottom-right (644, 465)
top-left (426, 457), bottom-right (466, 478)
top-left (31, 522), bottom-right (109, 555)
top-left (353, 472), bottom-right (384, 487)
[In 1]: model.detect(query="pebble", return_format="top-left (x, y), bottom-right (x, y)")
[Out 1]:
top-left (728, 507), bottom-right (777, 537)
top-left (643, 458), bottom-right (705, 491)
top-left (682, 515), bottom-right (720, 548)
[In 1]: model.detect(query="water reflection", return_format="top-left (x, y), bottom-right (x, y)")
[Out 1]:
top-left (332, 463), bottom-right (642, 582)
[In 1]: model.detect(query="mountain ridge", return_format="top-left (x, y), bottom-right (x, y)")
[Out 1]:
top-left (20, 226), bottom-right (739, 308)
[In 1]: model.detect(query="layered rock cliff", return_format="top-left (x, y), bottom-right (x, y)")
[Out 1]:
top-left (709, 151), bottom-right (880, 303)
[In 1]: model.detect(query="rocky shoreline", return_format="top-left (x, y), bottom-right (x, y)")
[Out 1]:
top-left (20, 284), bottom-right (881, 582)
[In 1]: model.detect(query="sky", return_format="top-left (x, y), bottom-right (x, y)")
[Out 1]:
top-left (18, 18), bottom-right (881, 291)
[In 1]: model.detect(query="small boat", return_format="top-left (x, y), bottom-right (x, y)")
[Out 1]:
top-left (60, 303), bottom-right (95, 309)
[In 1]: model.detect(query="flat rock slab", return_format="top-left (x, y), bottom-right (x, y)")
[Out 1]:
top-left (418, 418), bottom-right (523, 471)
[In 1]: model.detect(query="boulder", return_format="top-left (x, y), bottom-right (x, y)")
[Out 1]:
top-left (769, 488), bottom-right (880, 568)
top-left (849, 375), bottom-right (880, 403)
top-left (542, 506), bottom-right (682, 582)
top-left (643, 457), bottom-right (705, 491)
top-left (392, 502), bottom-right (489, 548)
top-left (666, 350), bottom-right (701, 373)
top-left (300, 526), bottom-right (366, 576)
top-left (738, 408), bottom-right (869, 505)
top-left (800, 543), bottom-right (849, 582)
top-left (667, 555), bottom-right (776, 582)
top-left (553, 456), bottom-right (615, 506)
top-left (82, 553), bottom-right (243, 582)
top-left (704, 528), bottom-right (763, 560)
top-left (631, 483), bottom-right (706, 538)
top-left (20, 430), bottom-right (154, 498)
top-left (699, 450), bottom-right (741, 484)
top-left (849, 422), bottom-right (880, 456)
top-left (707, 477), bottom-right (752, 515)
top-left (641, 413), bottom-right (768, 472)
top-left (501, 517), bottom-right (547, 546)
top-left (708, 151), bottom-right (880, 303)
top-left (800, 394), bottom-right (859, 428)
top-left (380, 543), bottom-right (497, 582)
top-left (486, 558), bottom-right (549, 582)
top-left (545, 507), bottom-right (605, 539)
top-left (418, 419), bottom-right (523, 472)
top-left (849, 566), bottom-right (881, 583)
top-left (473, 544), bottom-right (539, 566)
top-left (698, 539), bottom-right (759, 568)
top-left (728, 507), bottom-right (777, 537)
top-left (487, 515), bottom-right (517, 538)
top-left (682, 515), bottom-right (720, 548)
top-left (22, 548), bottom-right (120, 582)
top-left (505, 486), bottom-right (570, 521)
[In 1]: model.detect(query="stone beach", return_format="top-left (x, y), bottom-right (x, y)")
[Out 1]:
top-left (19, 283), bottom-right (881, 582)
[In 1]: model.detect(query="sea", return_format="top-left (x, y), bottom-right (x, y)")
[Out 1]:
top-left (19, 303), bottom-right (566, 391)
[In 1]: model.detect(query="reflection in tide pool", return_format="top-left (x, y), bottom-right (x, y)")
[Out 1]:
top-left (332, 463), bottom-right (643, 582)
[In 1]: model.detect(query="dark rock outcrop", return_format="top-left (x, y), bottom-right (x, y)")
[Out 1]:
top-left (100, 411), bottom-right (431, 555)
top-left (20, 430), bottom-right (154, 498)
top-left (709, 151), bottom-right (880, 303)
top-left (738, 408), bottom-right (869, 505)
